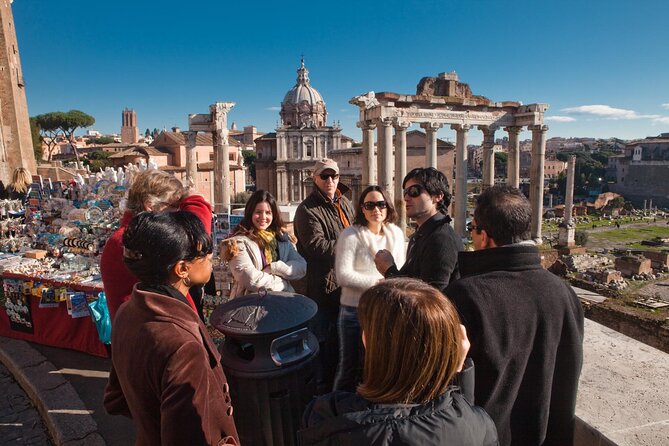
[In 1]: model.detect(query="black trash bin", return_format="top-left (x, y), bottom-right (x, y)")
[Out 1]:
top-left (210, 290), bottom-right (319, 446)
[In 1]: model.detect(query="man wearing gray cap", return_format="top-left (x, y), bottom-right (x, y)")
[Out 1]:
top-left (294, 158), bottom-right (355, 394)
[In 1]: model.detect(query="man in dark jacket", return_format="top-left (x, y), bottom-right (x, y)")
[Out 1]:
top-left (294, 158), bottom-right (355, 394)
top-left (375, 167), bottom-right (463, 289)
top-left (444, 185), bottom-right (584, 446)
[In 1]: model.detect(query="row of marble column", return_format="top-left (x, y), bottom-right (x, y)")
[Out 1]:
top-left (358, 119), bottom-right (548, 241)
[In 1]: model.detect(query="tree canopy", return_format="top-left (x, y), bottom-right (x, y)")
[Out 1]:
top-left (33, 110), bottom-right (95, 167)
top-left (29, 117), bottom-right (43, 161)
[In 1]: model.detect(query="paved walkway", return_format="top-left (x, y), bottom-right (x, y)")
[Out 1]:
top-left (0, 362), bottom-right (52, 445)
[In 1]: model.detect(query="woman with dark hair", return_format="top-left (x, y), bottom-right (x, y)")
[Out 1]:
top-left (104, 211), bottom-right (239, 445)
top-left (332, 185), bottom-right (405, 391)
top-left (221, 190), bottom-right (305, 298)
top-left (299, 278), bottom-right (498, 446)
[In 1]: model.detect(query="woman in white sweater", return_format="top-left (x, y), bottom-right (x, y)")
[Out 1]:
top-left (221, 190), bottom-right (306, 299)
top-left (333, 185), bottom-right (405, 391)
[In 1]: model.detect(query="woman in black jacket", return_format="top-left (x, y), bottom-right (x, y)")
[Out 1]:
top-left (298, 278), bottom-right (498, 446)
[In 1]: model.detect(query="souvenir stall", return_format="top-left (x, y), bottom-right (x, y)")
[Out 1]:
top-left (0, 169), bottom-right (126, 357)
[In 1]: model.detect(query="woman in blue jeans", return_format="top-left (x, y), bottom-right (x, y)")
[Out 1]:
top-left (333, 185), bottom-right (405, 391)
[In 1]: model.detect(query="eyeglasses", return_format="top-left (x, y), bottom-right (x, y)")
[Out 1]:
top-left (403, 184), bottom-right (426, 198)
top-left (362, 201), bottom-right (387, 211)
top-left (319, 173), bottom-right (339, 181)
top-left (466, 222), bottom-right (482, 233)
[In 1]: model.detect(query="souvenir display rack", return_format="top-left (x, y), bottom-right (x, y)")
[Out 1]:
top-left (0, 170), bottom-right (126, 357)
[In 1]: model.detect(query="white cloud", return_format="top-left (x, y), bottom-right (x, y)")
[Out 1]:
top-left (561, 104), bottom-right (643, 119)
top-left (662, 103), bottom-right (669, 110)
top-left (545, 116), bottom-right (576, 122)
top-left (265, 106), bottom-right (281, 111)
top-left (652, 116), bottom-right (669, 124)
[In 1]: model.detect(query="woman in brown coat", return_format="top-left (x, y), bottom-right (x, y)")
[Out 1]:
top-left (104, 211), bottom-right (239, 445)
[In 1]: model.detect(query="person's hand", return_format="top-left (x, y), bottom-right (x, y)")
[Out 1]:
top-left (457, 324), bottom-right (470, 372)
top-left (374, 249), bottom-right (395, 275)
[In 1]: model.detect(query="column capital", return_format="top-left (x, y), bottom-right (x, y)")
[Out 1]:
top-left (378, 117), bottom-right (394, 127)
top-left (528, 124), bottom-right (549, 133)
top-left (420, 121), bottom-right (443, 132)
top-left (450, 124), bottom-right (471, 132)
top-left (503, 125), bottom-right (522, 134)
top-left (357, 120), bottom-right (376, 130)
top-left (477, 124), bottom-right (498, 133)
top-left (393, 119), bottom-right (411, 130)
top-left (183, 130), bottom-right (197, 146)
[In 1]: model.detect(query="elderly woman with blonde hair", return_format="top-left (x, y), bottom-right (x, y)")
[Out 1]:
top-left (100, 169), bottom-right (213, 322)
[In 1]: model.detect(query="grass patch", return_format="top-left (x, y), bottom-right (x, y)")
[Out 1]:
top-left (589, 225), bottom-right (669, 243)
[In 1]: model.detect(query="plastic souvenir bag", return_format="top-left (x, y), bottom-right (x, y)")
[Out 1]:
top-left (88, 292), bottom-right (112, 345)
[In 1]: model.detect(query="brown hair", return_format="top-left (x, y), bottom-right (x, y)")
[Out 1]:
top-left (125, 170), bottom-right (185, 215)
top-left (357, 278), bottom-right (463, 404)
top-left (353, 185), bottom-right (397, 226)
top-left (232, 190), bottom-right (291, 245)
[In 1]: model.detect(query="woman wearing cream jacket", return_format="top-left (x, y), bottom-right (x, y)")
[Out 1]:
top-left (333, 185), bottom-right (405, 391)
top-left (221, 190), bottom-right (306, 298)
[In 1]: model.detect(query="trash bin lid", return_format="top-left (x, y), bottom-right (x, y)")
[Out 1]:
top-left (210, 290), bottom-right (317, 337)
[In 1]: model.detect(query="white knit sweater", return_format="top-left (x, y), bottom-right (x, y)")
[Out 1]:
top-left (335, 223), bottom-right (406, 307)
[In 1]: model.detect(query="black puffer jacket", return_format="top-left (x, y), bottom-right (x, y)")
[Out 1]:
top-left (298, 386), bottom-right (498, 446)
top-left (294, 184), bottom-right (355, 311)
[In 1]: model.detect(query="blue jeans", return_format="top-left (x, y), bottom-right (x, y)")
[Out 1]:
top-left (333, 305), bottom-right (364, 392)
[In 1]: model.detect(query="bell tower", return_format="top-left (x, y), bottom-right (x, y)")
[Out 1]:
top-left (121, 108), bottom-right (139, 144)
top-left (0, 0), bottom-right (36, 183)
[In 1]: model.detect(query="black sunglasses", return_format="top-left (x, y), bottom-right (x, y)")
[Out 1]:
top-left (466, 221), bottom-right (482, 233)
top-left (403, 184), bottom-right (426, 198)
top-left (362, 201), bottom-right (387, 211)
top-left (319, 173), bottom-right (339, 181)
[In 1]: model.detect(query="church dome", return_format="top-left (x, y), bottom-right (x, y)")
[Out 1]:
top-left (280, 58), bottom-right (327, 129)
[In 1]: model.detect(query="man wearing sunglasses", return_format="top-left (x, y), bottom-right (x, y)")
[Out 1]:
top-left (444, 185), bottom-right (584, 446)
top-left (294, 158), bottom-right (355, 394)
top-left (374, 167), bottom-right (463, 289)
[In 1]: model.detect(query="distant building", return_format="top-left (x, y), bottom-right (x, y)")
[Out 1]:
top-left (152, 128), bottom-right (246, 203)
top-left (609, 133), bottom-right (669, 207)
top-left (255, 58), bottom-right (352, 204)
top-left (121, 108), bottom-right (140, 144)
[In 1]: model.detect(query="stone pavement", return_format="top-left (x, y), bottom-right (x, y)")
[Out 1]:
top-left (0, 337), bottom-right (104, 445)
top-left (0, 362), bottom-right (52, 445)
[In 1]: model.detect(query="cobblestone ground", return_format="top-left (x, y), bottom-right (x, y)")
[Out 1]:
top-left (0, 363), bottom-right (52, 446)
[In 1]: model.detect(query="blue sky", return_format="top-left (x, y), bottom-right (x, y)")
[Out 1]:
top-left (14, 0), bottom-right (669, 145)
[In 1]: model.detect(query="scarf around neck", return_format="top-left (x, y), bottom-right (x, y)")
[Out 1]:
top-left (256, 229), bottom-right (279, 266)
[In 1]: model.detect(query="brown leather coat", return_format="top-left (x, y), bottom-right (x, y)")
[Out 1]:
top-left (104, 285), bottom-right (239, 445)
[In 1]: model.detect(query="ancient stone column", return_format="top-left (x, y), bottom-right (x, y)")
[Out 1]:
top-left (479, 125), bottom-right (496, 188)
top-left (564, 155), bottom-right (576, 226)
top-left (421, 122), bottom-right (442, 168)
top-left (505, 126), bottom-right (521, 188)
top-left (451, 124), bottom-right (470, 238)
top-left (358, 121), bottom-right (377, 186)
top-left (184, 130), bottom-right (198, 189)
top-left (288, 170), bottom-right (295, 203)
top-left (529, 125), bottom-right (548, 243)
top-left (394, 120), bottom-right (410, 232)
top-left (558, 155), bottom-right (576, 248)
top-left (211, 102), bottom-right (235, 213)
top-left (377, 118), bottom-right (394, 196)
